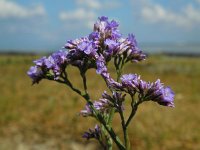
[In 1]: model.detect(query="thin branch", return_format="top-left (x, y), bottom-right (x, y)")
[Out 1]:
top-left (80, 72), bottom-right (90, 100)
top-left (61, 71), bottom-right (83, 97)
top-left (118, 106), bottom-right (129, 149)
top-left (86, 102), bottom-right (126, 150)
top-left (98, 114), bottom-right (126, 150)
top-left (125, 96), bottom-right (140, 127)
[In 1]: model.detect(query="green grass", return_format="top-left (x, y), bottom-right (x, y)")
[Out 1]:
top-left (0, 54), bottom-right (200, 150)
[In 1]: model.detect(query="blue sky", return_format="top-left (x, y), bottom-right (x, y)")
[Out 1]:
top-left (0, 0), bottom-right (200, 52)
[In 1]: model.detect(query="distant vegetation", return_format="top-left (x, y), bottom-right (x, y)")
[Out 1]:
top-left (0, 54), bottom-right (200, 149)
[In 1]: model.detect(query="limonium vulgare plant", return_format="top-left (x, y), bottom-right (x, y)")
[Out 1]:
top-left (27, 16), bottom-right (175, 150)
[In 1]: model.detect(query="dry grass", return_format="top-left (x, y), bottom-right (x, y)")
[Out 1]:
top-left (0, 54), bottom-right (200, 150)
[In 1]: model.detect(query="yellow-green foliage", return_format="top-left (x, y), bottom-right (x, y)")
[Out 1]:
top-left (0, 54), bottom-right (199, 149)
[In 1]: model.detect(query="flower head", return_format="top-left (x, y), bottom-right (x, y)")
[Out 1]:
top-left (80, 103), bottom-right (93, 117)
top-left (93, 91), bottom-right (126, 113)
top-left (93, 98), bottom-right (112, 113)
top-left (157, 87), bottom-right (175, 107)
top-left (93, 16), bottom-right (121, 40)
top-left (82, 124), bottom-right (101, 140)
top-left (139, 79), bottom-right (175, 107)
top-left (27, 66), bottom-right (44, 84)
top-left (118, 34), bottom-right (146, 62)
top-left (121, 74), bottom-right (140, 89)
top-left (33, 56), bottom-right (47, 67)
top-left (96, 55), bottom-right (107, 74)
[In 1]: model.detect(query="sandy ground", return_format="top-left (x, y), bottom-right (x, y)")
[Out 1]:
top-left (0, 135), bottom-right (98, 150)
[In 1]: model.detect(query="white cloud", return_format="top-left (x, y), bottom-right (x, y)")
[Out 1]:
top-left (59, 0), bottom-right (122, 29)
top-left (0, 0), bottom-right (46, 19)
top-left (103, 1), bottom-right (121, 9)
top-left (76, 0), bottom-right (101, 9)
top-left (59, 8), bottom-right (96, 28)
top-left (76, 0), bottom-right (121, 10)
top-left (59, 8), bottom-right (95, 21)
top-left (141, 2), bottom-right (200, 28)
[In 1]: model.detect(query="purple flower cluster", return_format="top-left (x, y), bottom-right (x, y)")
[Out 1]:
top-left (27, 16), bottom-right (175, 149)
top-left (121, 74), bottom-right (175, 107)
top-left (82, 124), bottom-right (101, 140)
top-left (27, 50), bottom-right (68, 84)
top-left (80, 91), bottom-right (126, 116)
top-left (28, 16), bottom-right (146, 85)
top-left (80, 103), bottom-right (93, 117)
top-left (27, 16), bottom-right (174, 108)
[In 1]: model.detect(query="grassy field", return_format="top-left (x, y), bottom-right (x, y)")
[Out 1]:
top-left (0, 54), bottom-right (200, 150)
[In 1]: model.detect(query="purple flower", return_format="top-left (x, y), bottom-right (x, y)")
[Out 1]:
top-left (143, 79), bottom-right (163, 99)
top-left (51, 50), bottom-right (68, 65)
top-left (127, 34), bottom-right (138, 46)
top-left (82, 125), bottom-right (101, 140)
top-left (80, 103), bottom-right (93, 117)
top-left (104, 39), bottom-right (119, 59)
top-left (90, 91), bottom-right (113, 113)
top-left (157, 87), bottom-right (175, 107)
top-left (28, 49), bottom-right (69, 83)
top-left (64, 36), bottom-right (98, 70)
top-left (44, 50), bottom-right (68, 78)
top-left (120, 74), bottom-right (141, 95)
top-left (94, 91), bottom-right (125, 113)
top-left (33, 56), bottom-right (47, 67)
top-left (101, 72), bottom-right (123, 90)
top-left (118, 34), bottom-right (146, 62)
top-left (27, 66), bottom-right (43, 84)
top-left (104, 39), bottom-right (118, 50)
top-left (93, 16), bottom-right (121, 40)
top-left (93, 98), bottom-right (111, 113)
top-left (77, 41), bottom-right (97, 56)
top-left (96, 55), bottom-right (107, 74)
top-left (138, 79), bottom-right (175, 107)
top-left (138, 80), bottom-right (151, 93)
top-left (121, 74), bottom-right (140, 88)
top-left (44, 56), bottom-right (55, 69)
top-left (99, 16), bottom-right (108, 21)
top-left (112, 92), bottom-right (126, 110)
top-left (89, 31), bottom-right (100, 41)
top-left (65, 37), bottom-right (89, 50)
top-left (120, 73), bottom-right (175, 107)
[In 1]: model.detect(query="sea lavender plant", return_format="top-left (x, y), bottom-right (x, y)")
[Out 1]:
top-left (27, 16), bottom-right (175, 150)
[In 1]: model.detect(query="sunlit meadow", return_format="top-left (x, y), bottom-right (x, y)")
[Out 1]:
top-left (0, 54), bottom-right (199, 149)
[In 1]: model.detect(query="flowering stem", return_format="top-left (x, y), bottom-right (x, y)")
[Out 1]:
top-left (98, 133), bottom-right (107, 150)
top-left (80, 72), bottom-right (91, 100)
top-left (98, 116), bottom-right (126, 150)
top-left (106, 109), bottom-right (115, 149)
top-left (125, 96), bottom-right (140, 127)
top-left (59, 64), bottom-right (125, 150)
top-left (60, 71), bottom-right (86, 98)
top-left (118, 106), bottom-right (130, 150)
top-left (85, 101), bottom-right (125, 149)
top-left (115, 57), bottom-right (131, 149)
top-left (78, 72), bottom-right (124, 149)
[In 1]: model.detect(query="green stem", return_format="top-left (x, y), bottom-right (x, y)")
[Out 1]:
top-left (62, 71), bottom-right (83, 95)
top-left (100, 118), bottom-right (126, 150)
top-left (80, 72), bottom-right (90, 100)
top-left (118, 104), bottom-right (130, 150)
top-left (86, 102), bottom-right (125, 150)
top-left (101, 124), bottom-right (113, 150)
top-left (107, 109), bottom-right (115, 125)
top-left (59, 68), bottom-right (126, 149)
top-left (106, 109), bottom-right (115, 149)
top-left (115, 56), bottom-right (131, 149)
top-left (125, 96), bottom-right (140, 127)
top-left (79, 72), bottom-right (124, 149)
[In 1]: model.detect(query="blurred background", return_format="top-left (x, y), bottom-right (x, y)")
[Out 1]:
top-left (0, 0), bottom-right (200, 149)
